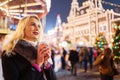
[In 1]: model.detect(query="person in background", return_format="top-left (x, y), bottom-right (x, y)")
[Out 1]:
top-left (1, 15), bottom-right (57, 80)
top-left (68, 47), bottom-right (79, 76)
top-left (93, 47), bottom-right (98, 61)
top-left (88, 47), bottom-right (94, 70)
top-left (93, 47), bottom-right (114, 80)
top-left (51, 47), bottom-right (55, 69)
top-left (61, 47), bottom-right (67, 69)
top-left (79, 47), bottom-right (89, 72)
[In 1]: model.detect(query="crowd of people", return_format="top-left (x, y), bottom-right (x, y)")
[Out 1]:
top-left (49, 45), bottom-right (96, 73)
top-left (49, 44), bottom-right (119, 80)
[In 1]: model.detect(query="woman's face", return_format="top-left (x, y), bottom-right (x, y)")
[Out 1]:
top-left (24, 17), bottom-right (41, 42)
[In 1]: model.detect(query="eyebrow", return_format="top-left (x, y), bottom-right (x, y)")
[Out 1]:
top-left (30, 22), bottom-right (41, 27)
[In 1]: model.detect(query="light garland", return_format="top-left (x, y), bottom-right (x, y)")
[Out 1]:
top-left (0, 0), bottom-right (12, 7)
top-left (9, 3), bottom-right (42, 9)
top-left (102, 1), bottom-right (120, 8)
top-left (112, 23), bottom-right (120, 60)
top-left (0, 0), bottom-right (51, 19)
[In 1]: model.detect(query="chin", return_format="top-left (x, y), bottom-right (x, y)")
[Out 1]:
top-left (34, 37), bottom-right (39, 41)
top-left (33, 38), bottom-right (38, 41)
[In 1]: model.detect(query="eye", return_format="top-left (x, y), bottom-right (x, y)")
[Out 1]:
top-left (30, 22), bottom-right (40, 28)
top-left (31, 23), bottom-right (36, 26)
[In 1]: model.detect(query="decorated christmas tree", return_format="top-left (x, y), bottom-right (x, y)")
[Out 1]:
top-left (94, 32), bottom-right (108, 53)
top-left (112, 23), bottom-right (120, 62)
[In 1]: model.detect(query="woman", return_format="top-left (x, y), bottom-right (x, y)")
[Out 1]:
top-left (1, 15), bottom-right (57, 80)
top-left (93, 47), bottom-right (114, 80)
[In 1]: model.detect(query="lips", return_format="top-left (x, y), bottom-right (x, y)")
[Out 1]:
top-left (33, 31), bottom-right (39, 35)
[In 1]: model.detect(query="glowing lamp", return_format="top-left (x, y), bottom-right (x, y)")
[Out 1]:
top-left (114, 46), bottom-right (117, 49)
top-left (118, 25), bottom-right (120, 30)
top-left (94, 44), bottom-right (96, 46)
top-left (96, 37), bottom-right (100, 40)
top-left (116, 42), bottom-right (119, 45)
top-left (111, 39), bottom-right (114, 42)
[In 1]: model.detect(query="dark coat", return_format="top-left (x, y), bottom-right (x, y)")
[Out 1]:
top-left (93, 53), bottom-right (113, 76)
top-left (68, 50), bottom-right (79, 63)
top-left (2, 39), bottom-right (57, 80)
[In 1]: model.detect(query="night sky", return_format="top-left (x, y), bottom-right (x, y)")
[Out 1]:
top-left (45, 0), bottom-right (120, 33)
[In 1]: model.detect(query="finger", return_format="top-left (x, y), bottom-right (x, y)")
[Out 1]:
top-left (38, 43), bottom-right (49, 52)
top-left (38, 44), bottom-right (50, 53)
top-left (38, 49), bottom-right (50, 61)
top-left (38, 44), bottom-right (48, 51)
top-left (38, 47), bottom-right (50, 55)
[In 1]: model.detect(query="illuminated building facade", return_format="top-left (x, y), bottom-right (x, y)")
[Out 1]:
top-left (62, 0), bottom-right (120, 46)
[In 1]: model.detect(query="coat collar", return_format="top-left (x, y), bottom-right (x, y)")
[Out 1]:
top-left (14, 39), bottom-right (37, 64)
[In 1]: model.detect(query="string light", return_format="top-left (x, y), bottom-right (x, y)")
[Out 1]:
top-left (102, 1), bottom-right (120, 8)
top-left (0, 0), bottom-right (51, 19)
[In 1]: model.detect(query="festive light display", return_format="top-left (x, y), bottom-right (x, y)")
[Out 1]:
top-left (112, 23), bottom-right (120, 61)
top-left (94, 33), bottom-right (108, 52)
top-left (0, 0), bottom-right (51, 19)
top-left (102, 1), bottom-right (120, 8)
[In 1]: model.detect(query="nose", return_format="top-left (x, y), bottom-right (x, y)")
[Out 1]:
top-left (34, 25), bottom-right (40, 31)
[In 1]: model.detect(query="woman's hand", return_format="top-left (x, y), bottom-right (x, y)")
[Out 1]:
top-left (37, 43), bottom-right (51, 67)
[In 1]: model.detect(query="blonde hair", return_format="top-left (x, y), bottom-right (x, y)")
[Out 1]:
top-left (2, 15), bottom-right (43, 55)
